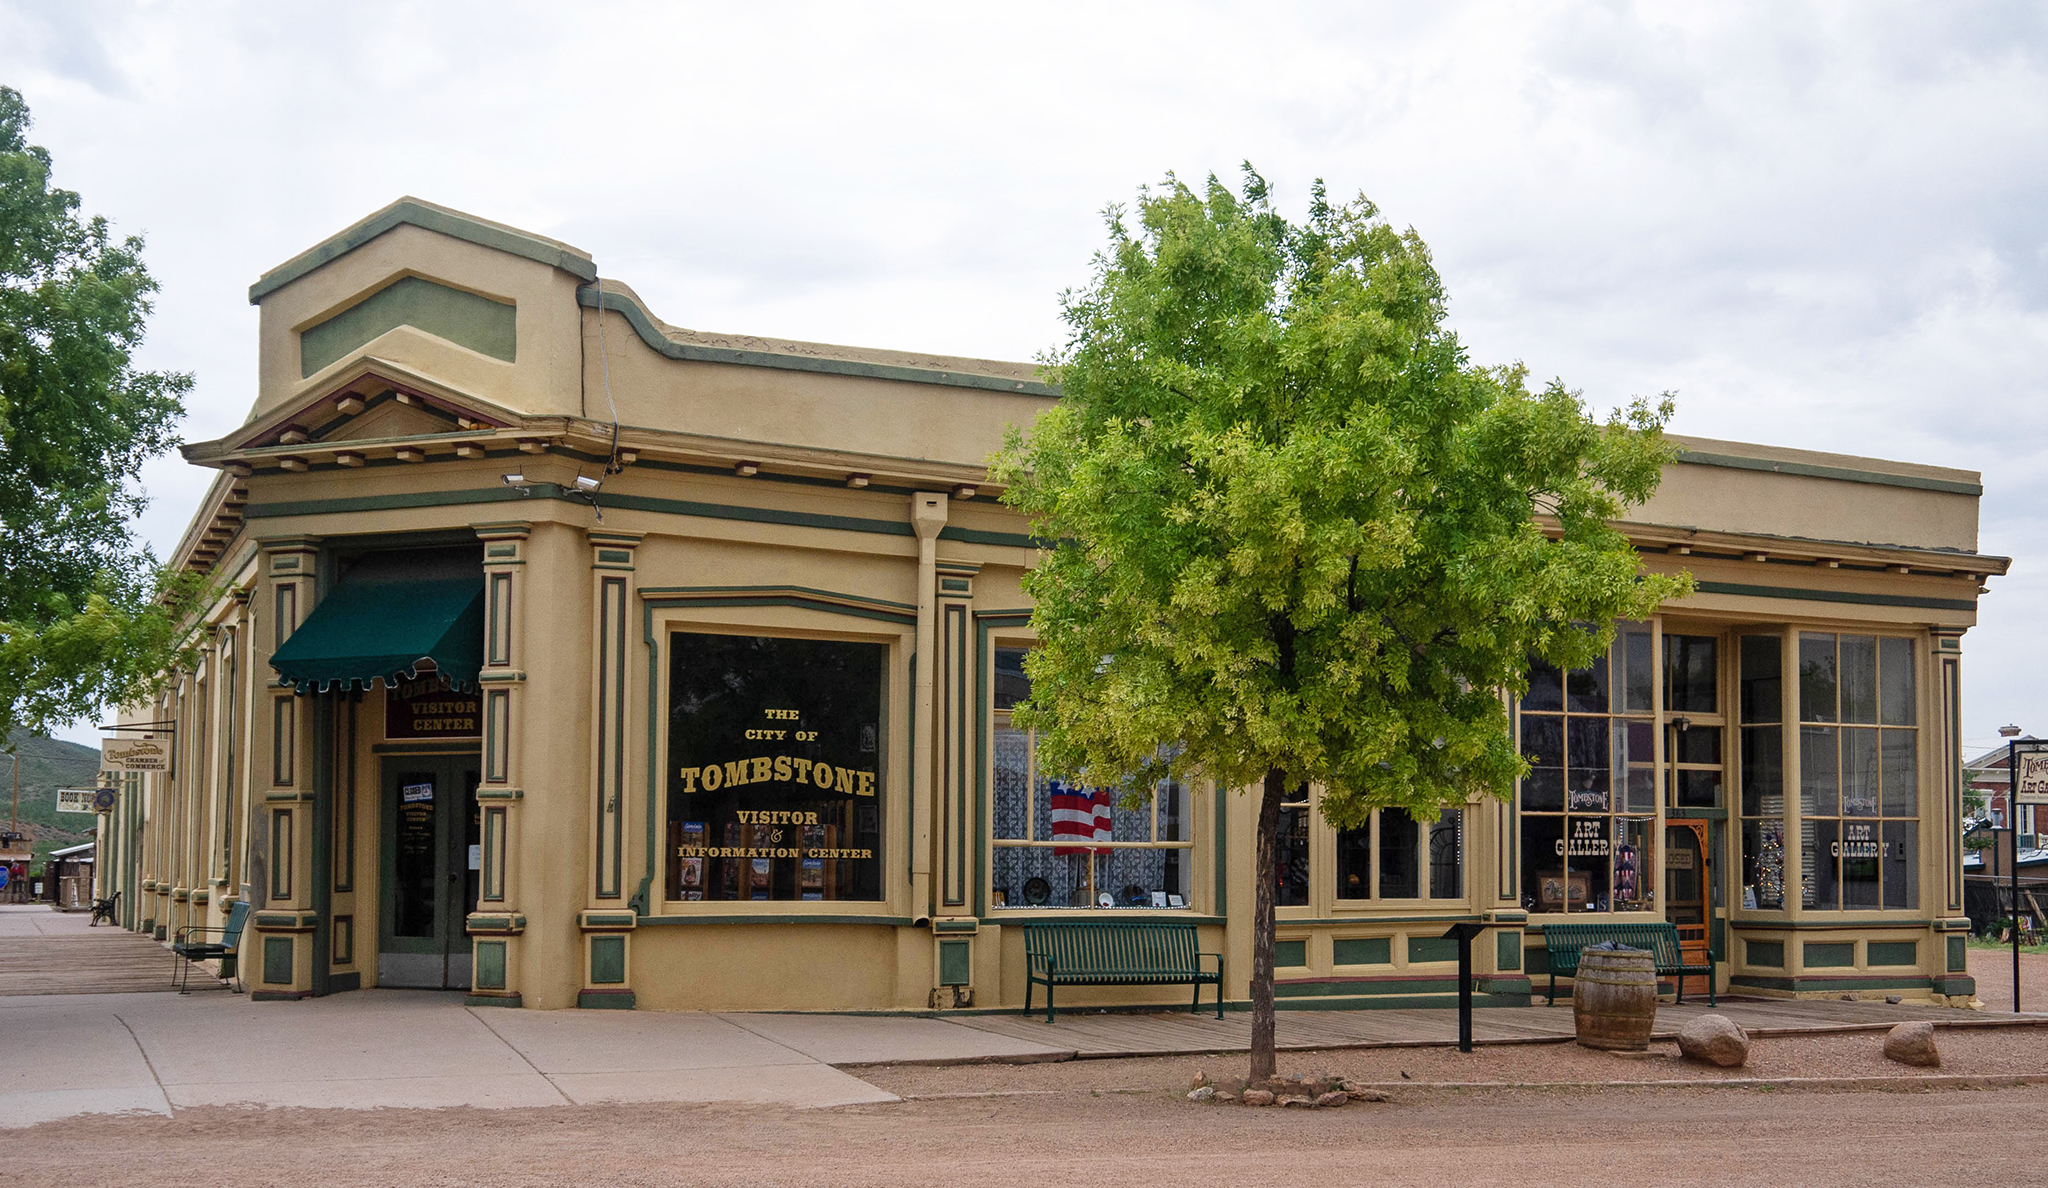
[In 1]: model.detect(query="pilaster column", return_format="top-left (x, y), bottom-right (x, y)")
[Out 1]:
top-left (467, 523), bottom-right (532, 1007)
top-left (909, 494), bottom-right (947, 923)
top-left (578, 530), bottom-right (642, 1009)
top-left (250, 540), bottom-right (319, 1000)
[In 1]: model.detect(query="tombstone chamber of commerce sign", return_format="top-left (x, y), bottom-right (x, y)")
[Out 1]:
top-left (666, 633), bottom-right (884, 903)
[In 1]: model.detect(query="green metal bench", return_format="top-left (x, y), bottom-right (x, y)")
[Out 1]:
top-left (172, 899), bottom-right (249, 993)
top-left (1539, 921), bottom-right (1715, 1007)
top-left (1023, 920), bottom-right (1222, 1023)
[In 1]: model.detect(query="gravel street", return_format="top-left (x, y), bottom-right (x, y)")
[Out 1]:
top-left (6, 1039), bottom-right (2037, 1188)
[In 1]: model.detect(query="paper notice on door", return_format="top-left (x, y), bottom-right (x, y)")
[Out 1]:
top-left (402, 782), bottom-right (434, 803)
top-left (468, 844), bottom-right (482, 871)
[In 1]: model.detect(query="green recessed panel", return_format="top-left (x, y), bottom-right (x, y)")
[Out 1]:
top-left (1948, 935), bottom-right (1967, 973)
top-left (1274, 939), bottom-right (1308, 968)
top-left (1867, 941), bottom-right (1917, 967)
top-left (1334, 937), bottom-right (1392, 966)
top-left (1495, 930), bottom-right (1522, 972)
top-left (475, 940), bottom-right (507, 990)
top-left (301, 276), bottom-right (515, 376)
top-left (1804, 941), bottom-right (1856, 969)
top-left (1746, 939), bottom-right (1785, 968)
top-left (938, 939), bottom-right (971, 986)
top-left (263, 936), bottom-right (294, 985)
top-left (1407, 936), bottom-right (1458, 964)
top-left (589, 935), bottom-right (627, 985)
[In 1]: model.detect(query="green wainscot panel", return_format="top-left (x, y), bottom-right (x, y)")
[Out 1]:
top-left (1407, 936), bottom-right (1458, 964)
top-left (1867, 941), bottom-right (1917, 967)
top-left (1495, 930), bottom-right (1522, 972)
top-left (475, 940), bottom-right (507, 990)
top-left (1804, 941), bottom-right (1856, 968)
top-left (1745, 939), bottom-right (1785, 968)
top-left (939, 939), bottom-right (971, 986)
top-left (1334, 937), bottom-right (1392, 966)
top-left (1948, 935), bottom-right (1968, 973)
top-left (589, 935), bottom-right (627, 985)
top-left (263, 936), bottom-right (294, 985)
top-left (1274, 939), bottom-right (1308, 968)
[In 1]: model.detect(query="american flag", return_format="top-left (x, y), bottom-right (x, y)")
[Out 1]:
top-left (1049, 781), bottom-right (1113, 855)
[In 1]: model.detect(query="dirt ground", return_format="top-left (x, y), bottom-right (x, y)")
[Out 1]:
top-left (7, 1029), bottom-right (2045, 1188)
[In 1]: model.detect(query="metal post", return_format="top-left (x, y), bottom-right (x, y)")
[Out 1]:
top-left (1457, 932), bottom-right (1474, 1052)
top-left (2012, 738), bottom-right (2022, 1014)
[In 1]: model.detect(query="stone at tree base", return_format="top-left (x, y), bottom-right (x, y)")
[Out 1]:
top-left (1882, 1021), bottom-right (1941, 1067)
top-left (1187, 1087), bottom-right (1216, 1102)
top-left (1242, 1089), bottom-right (1276, 1106)
top-left (1315, 1091), bottom-right (1350, 1108)
top-left (1277, 1095), bottom-right (1313, 1108)
top-left (1676, 1014), bottom-right (1750, 1067)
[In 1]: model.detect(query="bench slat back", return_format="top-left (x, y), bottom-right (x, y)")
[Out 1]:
top-left (1543, 922), bottom-right (1685, 972)
top-left (1024, 921), bottom-right (1199, 974)
top-left (222, 899), bottom-right (251, 948)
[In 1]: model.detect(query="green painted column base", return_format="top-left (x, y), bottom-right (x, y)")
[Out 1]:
top-left (1931, 975), bottom-right (1976, 997)
top-left (153, 925), bottom-right (167, 941)
top-left (465, 992), bottom-right (524, 1008)
top-left (577, 988), bottom-right (636, 1009)
top-left (251, 989), bottom-right (313, 1002)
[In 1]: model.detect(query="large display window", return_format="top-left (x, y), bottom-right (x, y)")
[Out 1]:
top-left (990, 648), bottom-right (1193, 909)
top-left (1517, 622), bottom-right (1657, 914)
top-left (664, 632), bottom-right (885, 903)
top-left (1797, 632), bottom-right (1918, 910)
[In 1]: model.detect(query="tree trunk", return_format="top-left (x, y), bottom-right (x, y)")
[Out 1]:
top-left (1249, 766), bottom-right (1286, 1083)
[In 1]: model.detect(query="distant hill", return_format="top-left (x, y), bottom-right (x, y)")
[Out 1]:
top-left (4, 732), bottom-right (103, 871)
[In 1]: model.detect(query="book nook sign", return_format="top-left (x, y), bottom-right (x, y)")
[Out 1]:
top-left (666, 633), bottom-right (885, 903)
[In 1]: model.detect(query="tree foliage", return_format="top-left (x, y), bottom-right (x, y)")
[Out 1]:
top-left (992, 168), bottom-right (1690, 1077)
top-left (0, 86), bottom-right (198, 742)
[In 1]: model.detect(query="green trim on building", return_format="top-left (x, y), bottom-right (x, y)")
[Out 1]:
top-left (250, 198), bottom-right (597, 302)
top-left (1674, 448), bottom-right (1982, 496)
top-left (1731, 974), bottom-right (1935, 993)
top-left (578, 283), bottom-right (1055, 397)
top-left (1948, 935), bottom-right (1968, 973)
top-left (1867, 940), bottom-right (1918, 967)
top-left (1691, 581), bottom-right (1975, 613)
top-left (577, 988), bottom-right (637, 1009)
top-left (1408, 936), bottom-right (1460, 964)
top-left (1495, 930), bottom-right (1521, 972)
top-left (1274, 939), bottom-right (1308, 967)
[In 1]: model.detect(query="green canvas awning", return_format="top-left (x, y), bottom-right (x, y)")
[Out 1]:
top-left (270, 566), bottom-right (484, 694)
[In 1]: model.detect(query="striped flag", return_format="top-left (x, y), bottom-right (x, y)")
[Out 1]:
top-left (1050, 781), bottom-right (1113, 855)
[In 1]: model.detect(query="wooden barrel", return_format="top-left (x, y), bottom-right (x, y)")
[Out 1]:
top-left (1572, 946), bottom-right (1658, 1051)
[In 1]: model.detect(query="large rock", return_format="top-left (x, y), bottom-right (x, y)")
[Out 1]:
top-left (1883, 1021), bottom-right (1941, 1067)
top-left (1676, 1014), bottom-right (1750, 1067)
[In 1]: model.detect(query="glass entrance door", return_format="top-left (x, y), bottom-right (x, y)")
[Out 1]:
top-left (1664, 820), bottom-right (1712, 998)
top-left (379, 757), bottom-right (480, 989)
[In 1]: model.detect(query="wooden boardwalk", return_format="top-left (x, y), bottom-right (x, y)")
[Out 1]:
top-left (0, 904), bottom-right (214, 996)
top-left (956, 998), bottom-right (2048, 1059)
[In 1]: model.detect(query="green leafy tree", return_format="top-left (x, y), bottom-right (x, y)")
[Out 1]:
top-left (992, 170), bottom-right (1690, 1081)
top-left (0, 86), bottom-right (197, 745)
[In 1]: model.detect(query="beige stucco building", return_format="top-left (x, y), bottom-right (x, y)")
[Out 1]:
top-left (98, 198), bottom-right (2005, 1013)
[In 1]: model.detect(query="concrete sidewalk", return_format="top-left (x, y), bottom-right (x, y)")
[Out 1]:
top-left (0, 987), bottom-right (1072, 1128)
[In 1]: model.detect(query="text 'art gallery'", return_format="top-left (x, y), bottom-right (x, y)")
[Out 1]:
top-left (96, 199), bottom-right (2000, 1013)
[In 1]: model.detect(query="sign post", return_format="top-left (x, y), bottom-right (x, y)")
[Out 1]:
top-left (1439, 922), bottom-right (1495, 1053)
top-left (2006, 740), bottom-right (2048, 1014)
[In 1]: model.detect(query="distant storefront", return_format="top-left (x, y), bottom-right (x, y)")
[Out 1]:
top-left (104, 198), bottom-right (2004, 1012)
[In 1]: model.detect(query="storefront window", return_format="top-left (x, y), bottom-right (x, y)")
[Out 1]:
top-left (1519, 622), bottom-right (1657, 913)
top-left (990, 649), bottom-right (1193, 909)
top-left (1798, 633), bottom-right (1917, 910)
top-left (1739, 634), bottom-right (1786, 909)
top-left (1331, 807), bottom-right (1463, 901)
top-left (664, 632), bottom-right (885, 903)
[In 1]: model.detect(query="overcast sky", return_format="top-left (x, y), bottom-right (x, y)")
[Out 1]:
top-left (3, 1), bottom-right (2044, 753)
